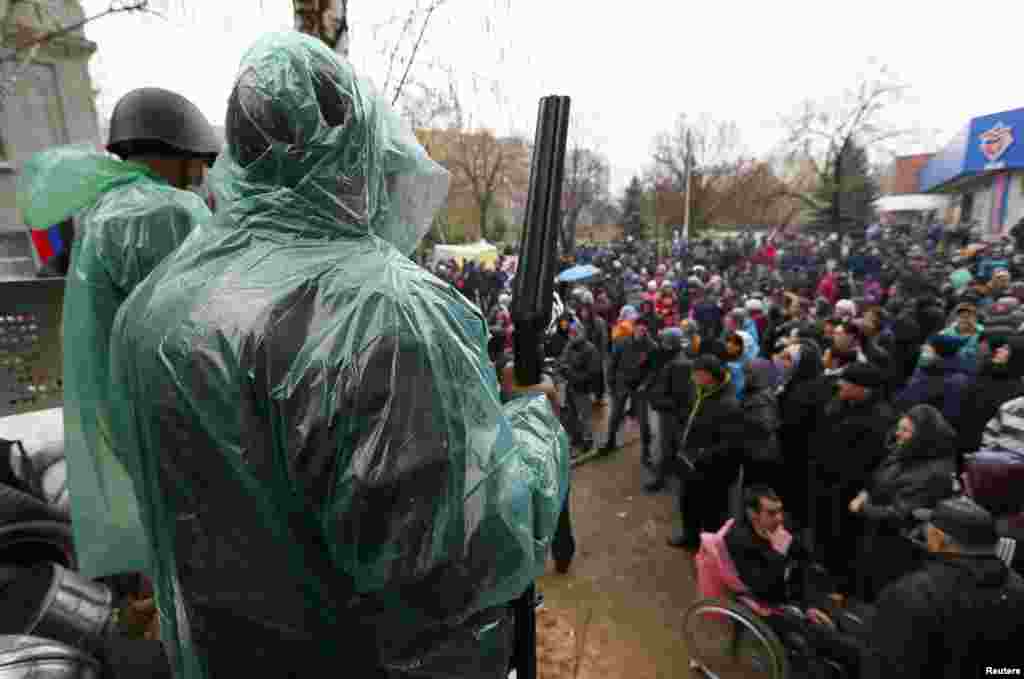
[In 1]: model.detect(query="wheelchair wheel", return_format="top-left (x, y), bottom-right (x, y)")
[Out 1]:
top-left (683, 598), bottom-right (789, 679)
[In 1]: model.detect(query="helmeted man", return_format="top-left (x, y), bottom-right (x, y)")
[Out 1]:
top-left (23, 87), bottom-right (220, 580)
top-left (107, 32), bottom-right (567, 679)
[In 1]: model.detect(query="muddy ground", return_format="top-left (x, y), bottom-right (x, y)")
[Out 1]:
top-left (536, 406), bottom-right (699, 679)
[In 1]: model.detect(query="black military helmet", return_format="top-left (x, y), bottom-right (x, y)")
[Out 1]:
top-left (107, 87), bottom-right (221, 160)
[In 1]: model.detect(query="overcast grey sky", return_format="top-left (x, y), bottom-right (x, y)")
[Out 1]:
top-left (82, 0), bottom-right (1024, 193)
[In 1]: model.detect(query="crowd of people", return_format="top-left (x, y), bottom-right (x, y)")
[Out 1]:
top-left (428, 224), bottom-right (1024, 677)
top-left (19, 24), bottom-right (1022, 675)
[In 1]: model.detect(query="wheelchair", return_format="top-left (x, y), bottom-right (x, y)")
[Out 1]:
top-left (683, 520), bottom-right (866, 679)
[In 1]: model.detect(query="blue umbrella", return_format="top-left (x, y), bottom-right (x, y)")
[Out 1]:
top-left (556, 264), bottom-right (602, 283)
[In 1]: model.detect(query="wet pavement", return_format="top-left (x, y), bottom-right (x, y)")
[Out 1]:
top-left (536, 404), bottom-right (699, 679)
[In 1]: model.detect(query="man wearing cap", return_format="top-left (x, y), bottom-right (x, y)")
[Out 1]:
top-left (864, 497), bottom-right (1024, 678)
top-left (809, 363), bottom-right (896, 594)
top-left (936, 297), bottom-right (985, 371)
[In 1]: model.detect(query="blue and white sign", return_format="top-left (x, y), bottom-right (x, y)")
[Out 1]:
top-left (920, 107), bottom-right (1024, 192)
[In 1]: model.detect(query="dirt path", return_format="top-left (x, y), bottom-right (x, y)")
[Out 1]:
top-left (536, 407), bottom-right (698, 679)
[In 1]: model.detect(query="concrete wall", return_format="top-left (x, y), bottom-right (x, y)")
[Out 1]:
top-left (0, 0), bottom-right (100, 235)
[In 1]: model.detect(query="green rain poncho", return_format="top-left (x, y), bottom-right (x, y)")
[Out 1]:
top-left (17, 145), bottom-right (210, 579)
top-left (108, 31), bottom-right (568, 679)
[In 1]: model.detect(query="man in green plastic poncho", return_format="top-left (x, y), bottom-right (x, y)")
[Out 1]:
top-left (107, 31), bottom-right (568, 679)
top-left (17, 88), bottom-right (220, 582)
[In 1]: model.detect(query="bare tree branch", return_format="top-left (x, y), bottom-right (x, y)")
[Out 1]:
top-left (391, 0), bottom-right (447, 105)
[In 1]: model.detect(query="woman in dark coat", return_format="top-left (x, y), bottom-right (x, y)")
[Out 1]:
top-left (740, 358), bottom-right (782, 489)
top-left (775, 339), bottom-right (824, 527)
top-left (849, 404), bottom-right (957, 602)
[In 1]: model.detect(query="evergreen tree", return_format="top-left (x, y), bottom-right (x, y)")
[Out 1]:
top-left (810, 140), bottom-right (879, 235)
top-left (620, 175), bottom-right (645, 240)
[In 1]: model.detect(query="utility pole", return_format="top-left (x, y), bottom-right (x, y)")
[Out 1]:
top-left (683, 129), bottom-right (693, 242)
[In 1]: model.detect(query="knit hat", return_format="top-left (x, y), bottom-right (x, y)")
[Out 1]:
top-left (693, 354), bottom-right (725, 382)
top-left (619, 305), bottom-right (639, 322)
top-left (835, 299), bottom-right (857, 317)
top-left (838, 362), bottom-right (885, 390)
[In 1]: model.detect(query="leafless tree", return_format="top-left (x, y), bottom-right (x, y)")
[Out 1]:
top-left (781, 63), bottom-right (909, 175)
top-left (779, 62), bottom-right (910, 227)
top-left (650, 113), bottom-right (760, 227)
top-left (0, 0), bottom-right (151, 100)
top-left (442, 129), bottom-right (528, 242)
top-left (560, 143), bottom-right (610, 253)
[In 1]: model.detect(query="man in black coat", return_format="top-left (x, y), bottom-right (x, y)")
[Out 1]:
top-left (668, 355), bottom-right (745, 549)
top-left (642, 328), bottom-right (693, 493)
top-left (864, 497), bottom-right (1024, 679)
top-left (560, 323), bottom-right (602, 453)
top-left (601, 319), bottom-right (657, 456)
top-left (809, 363), bottom-right (897, 594)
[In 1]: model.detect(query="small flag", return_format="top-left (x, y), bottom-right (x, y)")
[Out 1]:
top-left (29, 224), bottom-right (65, 263)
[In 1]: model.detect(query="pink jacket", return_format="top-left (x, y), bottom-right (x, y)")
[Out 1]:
top-left (694, 519), bottom-right (791, 617)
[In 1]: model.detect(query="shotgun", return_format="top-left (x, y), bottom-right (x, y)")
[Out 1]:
top-left (509, 95), bottom-right (570, 679)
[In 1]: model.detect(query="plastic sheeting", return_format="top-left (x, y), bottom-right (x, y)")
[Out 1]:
top-left (107, 31), bottom-right (568, 679)
top-left (55, 152), bottom-right (211, 579)
top-left (16, 145), bottom-right (160, 230)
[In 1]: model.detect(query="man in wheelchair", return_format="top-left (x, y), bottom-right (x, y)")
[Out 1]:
top-left (725, 485), bottom-right (866, 676)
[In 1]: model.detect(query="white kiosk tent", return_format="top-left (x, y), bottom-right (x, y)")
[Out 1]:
top-left (429, 240), bottom-right (500, 268)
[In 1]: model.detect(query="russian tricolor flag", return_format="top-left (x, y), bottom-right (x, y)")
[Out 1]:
top-left (29, 224), bottom-right (67, 264)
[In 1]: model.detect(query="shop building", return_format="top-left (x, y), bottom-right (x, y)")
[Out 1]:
top-left (920, 107), bottom-right (1024, 239)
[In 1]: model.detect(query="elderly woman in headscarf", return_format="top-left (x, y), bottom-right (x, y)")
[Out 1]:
top-left (740, 358), bottom-right (782, 488)
top-left (849, 404), bottom-right (957, 601)
top-left (775, 339), bottom-right (824, 527)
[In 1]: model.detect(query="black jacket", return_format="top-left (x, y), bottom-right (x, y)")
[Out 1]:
top-left (726, 517), bottom-right (808, 605)
top-left (610, 334), bottom-right (658, 390)
top-left (545, 329), bottom-right (571, 359)
top-left (777, 341), bottom-right (826, 467)
top-left (645, 349), bottom-right (692, 413)
top-left (865, 553), bottom-right (1024, 679)
top-left (741, 361), bottom-right (781, 464)
top-left (561, 336), bottom-right (601, 391)
top-left (812, 393), bottom-right (897, 500)
top-left (862, 405), bottom-right (957, 523)
top-left (681, 375), bottom-right (745, 473)
top-left (854, 405), bottom-right (957, 599)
